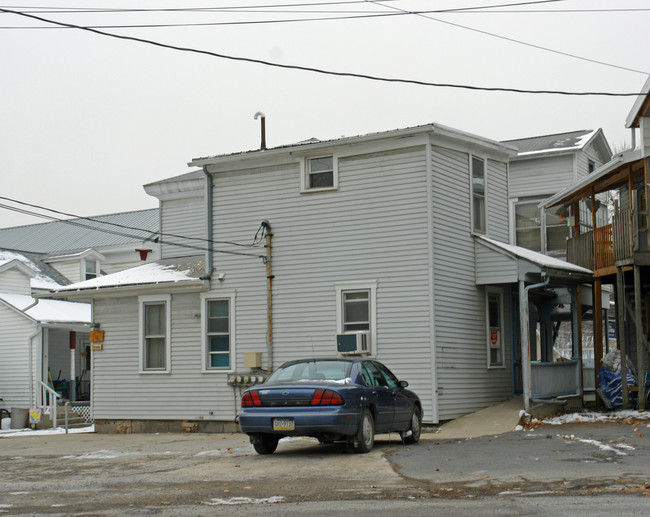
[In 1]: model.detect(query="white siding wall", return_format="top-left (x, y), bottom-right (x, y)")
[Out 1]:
top-left (641, 117), bottom-right (650, 156)
top-left (0, 268), bottom-right (32, 294)
top-left (509, 155), bottom-right (574, 198)
top-left (161, 196), bottom-right (206, 259)
top-left (50, 260), bottom-right (81, 284)
top-left (0, 304), bottom-right (35, 408)
top-left (432, 147), bottom-right (512, 420)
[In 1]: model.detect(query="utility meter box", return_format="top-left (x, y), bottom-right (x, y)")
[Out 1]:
top-left (244, 351), bottom-right (262, 368)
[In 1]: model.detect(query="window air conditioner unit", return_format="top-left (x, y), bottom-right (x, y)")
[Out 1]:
top-left (336, 331), bottom-right (370, 355)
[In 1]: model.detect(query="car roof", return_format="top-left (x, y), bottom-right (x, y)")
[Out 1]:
top-left (279, 357), bottom-right (362, 367)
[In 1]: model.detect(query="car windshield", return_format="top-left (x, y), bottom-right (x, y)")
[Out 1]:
top-left (267, 360), bottom-right (353, 383)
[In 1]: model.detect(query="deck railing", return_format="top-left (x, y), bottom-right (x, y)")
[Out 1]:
top-left (566, 209), bottom-right (637, 272)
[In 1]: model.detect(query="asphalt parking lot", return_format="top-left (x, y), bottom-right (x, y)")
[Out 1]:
top-left (1, 415), bottom-right (649, 515)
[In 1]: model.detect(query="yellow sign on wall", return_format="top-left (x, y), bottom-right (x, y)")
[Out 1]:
top-left (90, 330), bottom-right (104, 343)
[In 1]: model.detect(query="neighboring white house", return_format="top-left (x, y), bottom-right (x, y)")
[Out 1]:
top-left (503, 129), bottom-right (612, 259)
top-left (51, 123), bottom-right (595, 432)
top-left (0, 209), bottom-right (159, 415)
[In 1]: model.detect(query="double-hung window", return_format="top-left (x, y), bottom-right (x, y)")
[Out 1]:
top-left (84, 259), bottom-right (98, 280)
top-left (202, 292), bottom-right (235, 371)
top-left (336, 281), bottom-right (377, 351)
top-left (486, 288), bottom-right (505, 368)
top-left (301, 155), bottom-right (338, 192)
top-left (139, 294), bottom-right (171, 373)
top-left (471, 156), bottom-right (486, 234)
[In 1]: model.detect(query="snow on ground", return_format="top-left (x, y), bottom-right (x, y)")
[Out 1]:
top-left (0, 424), bottom-right (95, 438)
top-left (203, 496), bottom-right (285, 506)
top-left (533, 409), bottom-right (650, 425)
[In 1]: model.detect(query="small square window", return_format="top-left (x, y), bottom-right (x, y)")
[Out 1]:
top-left (302, 155), bottom-right (338, 192)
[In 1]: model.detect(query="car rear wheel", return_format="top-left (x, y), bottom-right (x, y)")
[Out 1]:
top-left (401, 406), bottom-right (422, 444)
top-left (353, 408), bottom-right (375, 453)
top-left (251, 434), bottom-right (280, 455)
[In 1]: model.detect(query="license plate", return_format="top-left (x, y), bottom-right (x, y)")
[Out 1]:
top-left (273, 418), bottom-right (294, 431)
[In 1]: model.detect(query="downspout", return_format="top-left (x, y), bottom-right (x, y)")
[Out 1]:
top-left (25, 298), bottom-right (40, 407)
top-left (262, 221), bottom-right (274, 371)
top-left (519, 272), bottom-right (549, 411)
top-left (28, 325), bottom-right (42, 407)
top-left (202, 166), bottom-right (214, 278)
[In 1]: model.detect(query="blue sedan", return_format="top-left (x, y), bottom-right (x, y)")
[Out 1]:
top-left (238, 357), bottom-right (422, 454)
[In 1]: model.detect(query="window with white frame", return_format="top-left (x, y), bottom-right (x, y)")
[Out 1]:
top-left (471, 156), bottom-right (486, 234)
top-left (302, 155), bottom-right (338, 191)
top-left (139, 295), bottom-right (171, 373)
top-left (84, 259), bottom-right (98, 280)
top-left (486, 288), bottom-right (505, 368)
top-left (336, 281), bottom-right (377, 348)
top-left (201, 292), bottom-right (234, 371)
top-left (515, 199), bottom-right (569, 256)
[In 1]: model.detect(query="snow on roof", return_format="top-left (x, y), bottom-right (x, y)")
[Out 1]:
top-left (54, 256), bottom-right (206, 292)
top-left (503, 129), bottom-right (597, 157)
top-left (0, 292), bottom-right (91, 323)
top-left (477, 236), bottom-right (592, 274)
top-left (0, 249), bottom-right (65, 290)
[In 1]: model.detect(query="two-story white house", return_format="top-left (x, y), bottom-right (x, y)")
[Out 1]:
top-left (51, 123), bottom-right (593, 432)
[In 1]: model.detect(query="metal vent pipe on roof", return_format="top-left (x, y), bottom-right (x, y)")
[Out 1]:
top-left (254, 111), bottom-right (267, 150)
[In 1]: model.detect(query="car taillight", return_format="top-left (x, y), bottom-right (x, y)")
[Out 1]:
top-left (241, 391), bottom-right (262, 407)
top-left (310, 389), bottom-right (344, 406)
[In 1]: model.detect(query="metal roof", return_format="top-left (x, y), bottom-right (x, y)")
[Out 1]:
top-left (502, 129), bottom-right (596, 155)
top-left (0, 208), bottom-right (159, 254)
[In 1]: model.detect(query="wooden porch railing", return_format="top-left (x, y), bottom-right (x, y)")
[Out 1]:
top-left (613, 209), bottom-right (634, 261)
top-left (567, 231), bottom-right (594, 270)
top-left (594, 224), bottom-right (613, 270)
top-left (566, 209), bottom-right (637, 272)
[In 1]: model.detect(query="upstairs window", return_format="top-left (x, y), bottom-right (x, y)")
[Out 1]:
top-left (84, 259), bottom-right (98, 280)
top-left (471, 156), bottom-right (486, 234)
top-left (301, 155), bottom-right (338, 192)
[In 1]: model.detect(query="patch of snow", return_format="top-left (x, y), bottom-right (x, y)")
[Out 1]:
top-left (0, 293), bottom-right (91, 323)
top-left (55, 262), bottom-right (198, 291)
top-left (0, 424), bottom-right (94, 438)
top-left (195, 446), bottom-right (253, 457)
top-left (203, 496), bottom-right (285, 506)
top-left (62, 448), bottom-right (177, 460)
top-left (559, 434), bottom-right (632, 456)
top-left (535, 410), bottom-right (650, 425)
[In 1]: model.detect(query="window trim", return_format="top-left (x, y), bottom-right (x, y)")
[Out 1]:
top-left (201, 291), bottom-right (236, 373)
top-left (82, 258), bottom-right (99, 281)
top-left (470, 155), bottom-right (487, 235)
top-left (485, 287), bottom-right (506, 369)
top-left (335, 281), bottom-right (377, 353)
top-left (300, 154), bottom-right (339, 193)
top-left (139, 294), bottom-right (171, 374)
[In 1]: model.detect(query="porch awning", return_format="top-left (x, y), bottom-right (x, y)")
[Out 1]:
top-left (475, 236), bottom-right (593, 285)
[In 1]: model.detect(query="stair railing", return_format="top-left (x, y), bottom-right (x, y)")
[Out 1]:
top-left (38, 381), bottom-right (61, 428)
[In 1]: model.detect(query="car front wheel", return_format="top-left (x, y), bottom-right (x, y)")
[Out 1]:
top-left (353, 408), bottom-right (375, 453)
top-left (251, 434), bottom-right (280, 455)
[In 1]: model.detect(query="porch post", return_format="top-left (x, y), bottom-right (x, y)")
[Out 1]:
top-left (519, 280), bottom-right (531, 411)
top-left (634, 265), bottom-right (646, 410)
top-left (571, 286), bottom-right (583, 400)
top-left (69, 331), bottom-right (77, 402)
top-left (616, 267), bottom-right (629, 409)
top-left (593, 279), bottom-right (603, 401)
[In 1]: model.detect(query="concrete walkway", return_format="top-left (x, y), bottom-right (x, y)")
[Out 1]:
top-left (423, 397), bottom-right (525, 440)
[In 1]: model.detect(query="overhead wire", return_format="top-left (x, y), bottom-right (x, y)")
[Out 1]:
top-left (364, 0), bottom-right (649, 76)
top-left (0, 7), bottom-right (647, 96)
top-left (0, 199), bottom-right (266, 259)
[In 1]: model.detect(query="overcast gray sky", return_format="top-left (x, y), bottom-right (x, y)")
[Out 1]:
top-left (1, 0), bottom-right (649, 229)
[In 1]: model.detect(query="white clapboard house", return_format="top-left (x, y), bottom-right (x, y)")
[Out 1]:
top-left (50, 124), bottom-right (594, 432)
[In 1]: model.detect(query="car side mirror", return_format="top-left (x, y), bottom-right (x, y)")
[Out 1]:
top-left (398, 380), bottom-right (409, 388)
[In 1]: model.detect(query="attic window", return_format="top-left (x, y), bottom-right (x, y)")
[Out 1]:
top-left (588, 160), bottom-right (595, 174)
top-left (84, 259), bottom-right (98, 280)
top-left (301, 155), bottom-right (338, 192)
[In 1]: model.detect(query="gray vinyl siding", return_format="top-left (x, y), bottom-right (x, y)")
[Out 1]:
top-left (432, 147), bottom-right (511, 420)
top-left (50, 260), bottom-right (80, 284)
top-left (208, 146), bottom-right (436, 420)
top-left (487, 159), bottom-right (509, 242)
top-left (577, 145), bottom-right (606, 182)
top-left (475, 245), bottom-right (518, 285)
top-left (0, 269), bottom-right (32, 294)
top-left (509, 155), bottom-right (574, 198)
top-left (641, 117), bottom-right (650, 155)
top-left (160, 196), bottom-right (206, 259)
top-left (0, 304), bottom-right (35, 408)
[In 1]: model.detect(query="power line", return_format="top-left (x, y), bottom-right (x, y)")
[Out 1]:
top-left (364, 0), bottom-right (648, 76)
top-left (0, 199), bottom-right (266, 259)
top-left (0, 7), bottom-right (647, 96)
